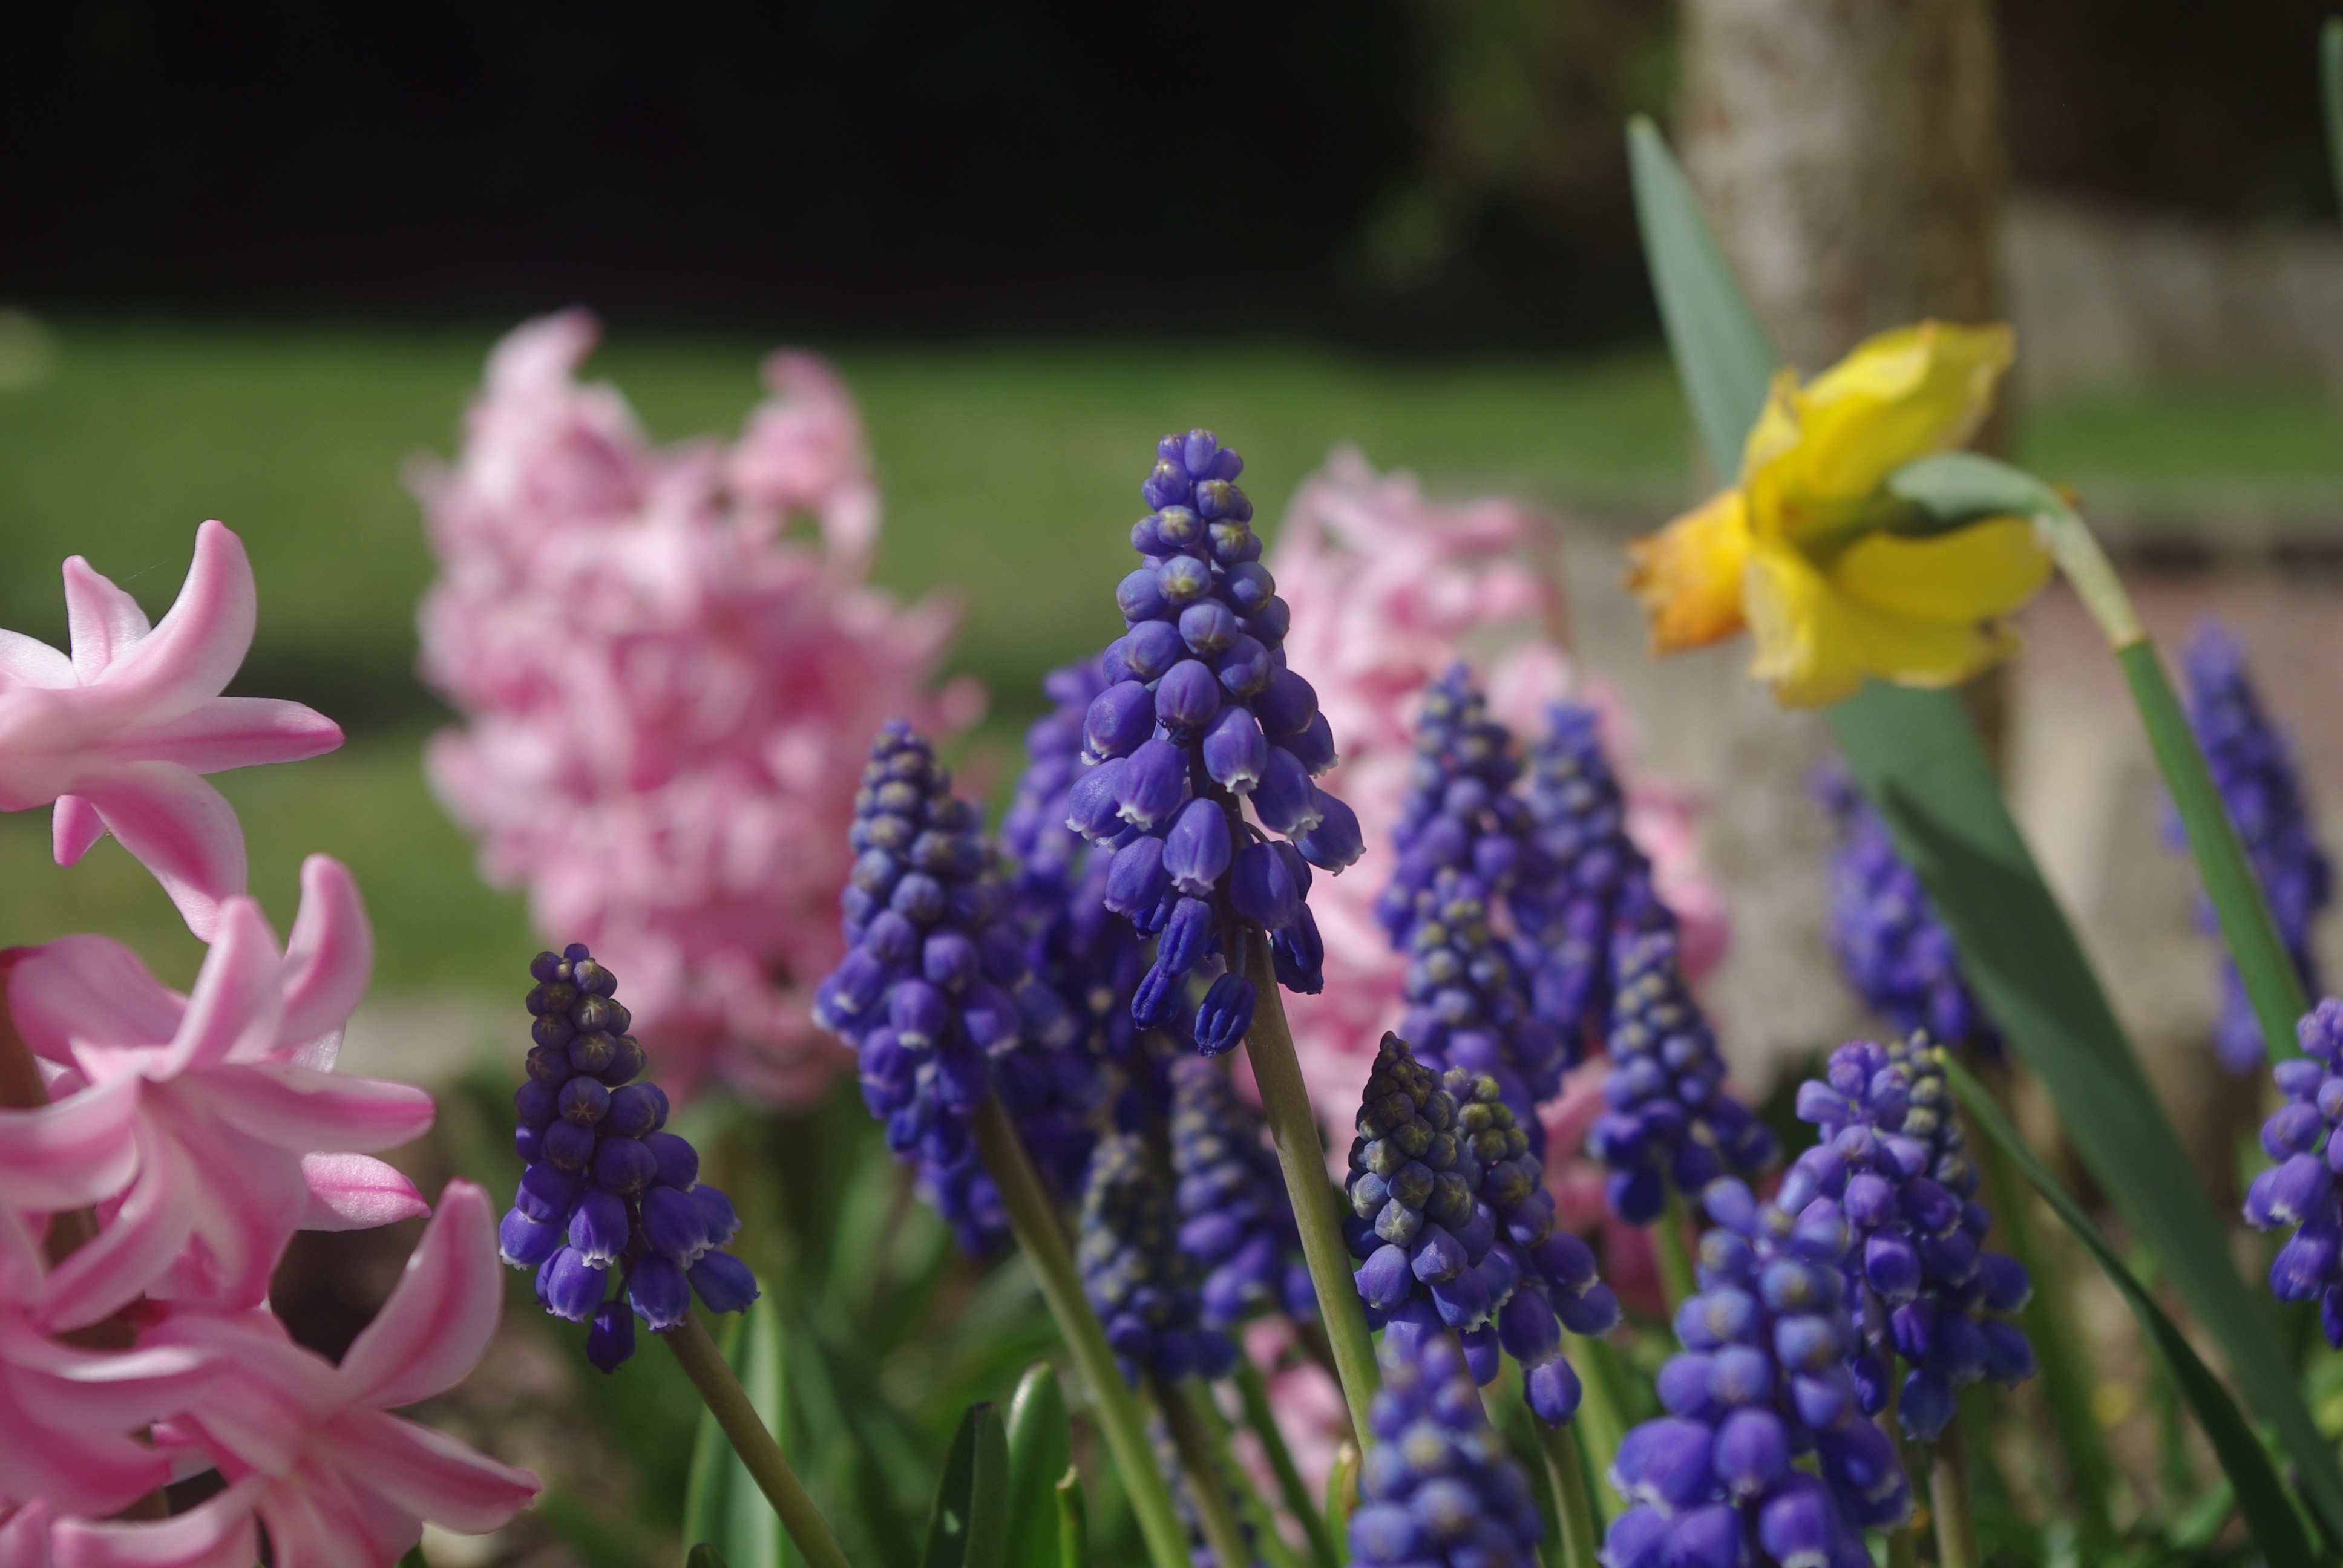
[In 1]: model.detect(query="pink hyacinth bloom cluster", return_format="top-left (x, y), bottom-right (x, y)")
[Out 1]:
top-left (417, 312), bottom-right (979, 1106)
top-left (0, 526), bottom-right (537, 1567)
top-left (1264, 447), bottom-right (1729, 1122)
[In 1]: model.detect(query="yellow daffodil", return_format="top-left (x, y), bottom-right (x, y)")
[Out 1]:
top-left (1626, 321), bottom-right (2054, 707)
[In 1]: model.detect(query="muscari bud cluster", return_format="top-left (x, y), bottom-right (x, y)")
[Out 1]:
top-left (1815, 767), bottom-right (2000, 1058)
top-left (1343, 1036), bottom-right (1620, 1425)
top-left (2245, 998), bottom-right (2343, 1340)
top-left (815, 721), bottom-right (1084, 1251)
top-left (1789, 1037), bottom-right (2034, 1440)
top-left (1516, 701), bottom-right (1670, 1057)
top-left (2176, 622), bottom-right (2332, 1072)
top-left (502, 944), bottom-right (757, 1371)
top-left (1591, 930), bottom-right (1775, 1226)
top-left (1077, 1132), bottom-right (1237, 1383)
top-left (1396, 868), bottom-right (1569, 1146)
top-left (1348, 1330), bottom-right (1544, 1568)
top-left (1069, 430), bottom-right (1363, 1057)
top-left (1168, 1054), bottom-right (1315, 1329)
top-left (1604, 1177), bottom-right (1908, 1568)
top-left (1376, 664), bottom-right (1543, 942)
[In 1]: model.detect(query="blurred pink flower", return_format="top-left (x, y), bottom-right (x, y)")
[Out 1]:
top-left (0, 522), bottom-right (343, 939)
top-left (1265, 448), bottom-right (1728, 1145)
top-left (0, 1310), bottom-right (218, 1521)
top-left (417, 312), bottom-right (977, 1105)
top-left (50, 1181), bottom-right (539, 1568)
top-left (2, 857), bottom-right (431, 1331)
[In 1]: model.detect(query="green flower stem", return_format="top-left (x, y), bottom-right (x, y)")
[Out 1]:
top-left (660, 1310), bottom-right (852, 1568)
top-left (1652, 1190), bottom-right (1698, 1314)
top-left (1927, 1423), bottom-right (1984, 1568)
top-left (2034, 503), bottom-right (2307, 1060)
top-left (971, 1096), bottom-right (1192, 1568)
top-left (1558, 1340), bottom-right (1621, 1526)
top-left (1532, 1421), bottom-right (1602, 1568)
top-left (1236, 1357), bottom-right (1342, 1568)
top-left (1242, 942), bottom-right (1381, 1442)
top-left (1155, 1377), bottom-right (1253, 1568)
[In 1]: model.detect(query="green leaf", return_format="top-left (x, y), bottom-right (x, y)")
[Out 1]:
top-left (1003, 1364), bottom-right (1072, 1568)
top-left (1625, 115), bottom-right (1778, 480)
top-left (920, 1402), bottom-right (1011, 1568)
top-left (1881, 451), bottom-right (2063, 537)
top-left (689, 1549), bottom-right (734, 1568)
top-left (2324, 18), bottom-right (2343, 221)
top-left (1945, 1059), bottom-right (2316, 1568)
top-left (1054, 1468), bottom-right (1089, 1568)
top-left (1626, 111), bottom-right (2343, 1549)
top-left (681, 1295), bottom-right (788, 1568)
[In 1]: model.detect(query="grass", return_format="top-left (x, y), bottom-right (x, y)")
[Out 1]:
top-left (2, 318), bottom-right (2341, 996)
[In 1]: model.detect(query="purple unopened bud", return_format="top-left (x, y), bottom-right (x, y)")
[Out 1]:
top-left (1179, 599), bottom-right (1237, 656)
top-left (694, 1185), bottom-right (742, 1247)
top-left (690, 1250), bottom-right (761, 1313)
top-left (644, 1130), bottom-right (700, 1191)
top-left (1252, 748), bottom-right (1323, 837)
top-left (1162, 799), bottom-right (1232, 897)
top-left (921, 930), bottom-right (980, 993)
top-left (960, 985), bottom-right (1021, 1053)
top-left (585, 1299), bottom-right (635, 1372)
top-left (1524, 1356), bottom-right (1583, 1425)
top-left (1602, 1508), bottom-right (1668, 1568)
top-left (1159, 895), bottom-right (1217, 973)
top-left (1712, 1406), bottom-right (1790, 1498)
top-left (1611, 1417), bottom-right (1715, 1509)
top-left (1254, 668), bottom-right (1319, 737)
top-left (1066, 756), bottom-right (1129, 840)
top-left (1156, 659), bottom-right (1222, 730)
top-left (1115, 739), bottom-right (1187, 831)
top-left (1230, 840), bottom-right (1301, 927)
top-left (514, 1080), bottom-right (559, 1129)
top-left (628, 1254), bottom-right (692, 1332)
top-left (568, 1188), bottom-right (631, 1266)
top-left (1195, 972), bottom-right (1256, 1057)
top-left (1755, 1475), bottom-right (1837, 1567)
top-left (1240, 595), bottom-right (1289, 645)
top-left (1132, 960), bottom-right (1183, 1027)
top-left (517, 1160), bottom-right (581, 1221)
top-left (641, 1184), bottom-right (713, 1265)
top-left (890, 979), bottom-right (949, 1048)
top-left (1974, 1251), bottom-right (2031, 1313)
top-left (1358, 1243), bottom-right (1415, 1310)
top-left (1122, 618), bottom-right (1184, 681)
top-left (1158, 555), bottom-right (1211, 607)
top-left (500, 1207), bottom-right (563, 1267)
top-left (1221, 563), bottom-right (1275, 616)
top-left (1214, 634), bottom-right (1272, 697)
top-left (1557, 1281), bottom-right (1622, 1336)
top-left (1979, 1318), bottom-right (2035, 1383)
top-left (1116, 567), bottom-right (1168, 622)
top-left (2268, 1152), bottom-right (2334, 1225)
top-left (1155, 505), bottom-right (1204, 549)
top-left (541, 1247), bottom-right (606, 1322)
top-left (1296, 789), bottom-right (1365, 871)
top-left (1283, 712), bottom-right (1337, 775)
top-left (1104, 834), bottom-right (1170, 916)
top-left (1085, 680), bottom-right (1155, 760)
top-left (594, 1134), bottom-right (658, 1195)
top-left (1202, 705), bottom-right (1268, 794)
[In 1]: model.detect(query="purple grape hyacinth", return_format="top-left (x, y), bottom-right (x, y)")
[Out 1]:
top-left (1590, 930), bottom-right (1775, 1226)
top-left (1789, 1036), bottom-right (2034, 1440)
top-left (2174, 621), bottom-right (2332, 1072)
top-left (1815, 766), bottom-right (2000, 1058)
top-left (501, 943), bottom-right (757, 1371)
top-left (2245, 998), bottom-right (2343, 1339)
top-left (1168, 1055), bottom-right (1316, 1329)
top-left (1395, 868), bottom-right (1570, 1144)
top-left (814, 720), bottom-right (1084, 1251)
top-left (1602, 1176), bottom-right (1909, 1568)
top-left (1342, 1035), bottom-right (1620, 1425)
top-left (1072, 430), bottom-right (1363, 1057)
top-left (1376, 664), bottom-right (1544, 941)
top-left (1076, 1131), bottom-right (1237, 1384)
top-left (1348, 1328), bottom-right (1544, 1568)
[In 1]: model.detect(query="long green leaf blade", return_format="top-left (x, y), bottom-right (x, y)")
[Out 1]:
top-left (1625, 115), bottom-right (1778, 479)
top-left (682, 1298), bottom-right (788, 1568)
top-left (683, 1314), bottom-right (748, 1555)
top-left (921, 1402), bottom-right (1011, 1568)
top-left (689, 1549), bottom-right (733, 1568)
top-left (1945, 1060), bottom-right (2315, 1568)
top-left (1003, 1364), bottom-right (1072, 1568)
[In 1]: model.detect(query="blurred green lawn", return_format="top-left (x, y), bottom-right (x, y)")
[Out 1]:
top-left (4, 319), bottom-right (2340, 998)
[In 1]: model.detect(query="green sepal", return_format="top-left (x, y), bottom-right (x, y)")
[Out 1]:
top-left (920, 1400), bottom-right (1011, 1568)
top-left (1946, 1059), bottom-right (2317, 1568)
top-left (1003, 1363), bottom-right (1072, 1568)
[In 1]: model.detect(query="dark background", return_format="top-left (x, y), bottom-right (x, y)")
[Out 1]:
top-left (4, 0), bottom-right (2338, 347)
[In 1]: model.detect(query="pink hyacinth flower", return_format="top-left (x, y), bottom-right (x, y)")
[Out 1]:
top-left (0, 1297), bottom-right (221, 1520)
top-left (3, 857), bottom-right (433, 1331)
top-left (0, 521), bottom-right (344, 939)
top-left (49, 1181), bottom-right (540, 1568)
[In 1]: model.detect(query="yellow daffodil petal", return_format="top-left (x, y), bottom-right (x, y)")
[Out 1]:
top-left (1625, 488), bottom-right (1751, 653)
top-left (1829, 516), bottom-right (2053, 625)
top-left (1742, 534), bottom-right (2022, 708)
top-left (1745, 321), bottom-right (2016, 547)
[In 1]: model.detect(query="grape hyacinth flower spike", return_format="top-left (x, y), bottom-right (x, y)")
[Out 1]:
top-left (1348, 1328), bottom-right (1545, 1568)
top-left (500, 943), bottom-right (758, 1368)
top-left (1603, 1177), bottom-right (1907, 1568)
top-left (1788, 1035), bottom-right (2034, 1441)
top-left (1377, 664), bottom-right (1543, 942)
top-left (1815, 766), bottom-right (2001, 1057)
top-left (1072, 428), bottom-right (1363, 1055)
top-left (1591, 930), bottom-right (1775, 1227)
top-left (1168, 1054), bottom-right (1316, 1329)
top-left (2246, 998), bottom-right (2343, 1339)
top-left (1077, 1132), bottom-right (1237, 1384)
top-left (2174, 622), bottom-right (2331, 1072)
top-left (1394, 867), bottom-right (1569, 1145)
top-left (1342, 1035), bottom-right (1620, 1426)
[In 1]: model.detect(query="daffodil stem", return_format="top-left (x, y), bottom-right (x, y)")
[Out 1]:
top-left (1532, 1420), bottom-right (1603, 1568)
top-left (661, 1310), bottom-right (853, 1568)
top-left (1237, 1357), bottom-right (1343, 1568)
top-left (1928, 1422), bottom-right (1984, 1568)
top-left (1242, 945), bottom-right (1381, 1444)
top-left (1653, 1189), bottom-right (1699, 1315)
top-left (971, 1096), bottom-right (1192, 1568)
top-left (2037, 503), bottom-right (2310, 1061)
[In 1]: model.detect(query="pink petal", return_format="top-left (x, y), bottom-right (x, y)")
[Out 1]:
top-left (0, 1311), bottom-right (213, 1517)
top-left (34, 1121), bottom-right (200, 1333)
top-left (0, 1501), bottom-right (57, 1568)
top-left (325, 1410), bottom-right (540, 1535)
top-left (51, 1475), bottom-right (265, 1568)
top-left (138, 1308), bottom-right (331, 1476)
top-left (0, 1074), bottom-right (140, 1209)
top-left (86, 522), bottom-right (254, 722)
top-left (61, 557), bottom-right (154, 685)
top-left (77, 765), bottom-right (246, 943)
top-left (336, 1181), bottom-right (499, 1409)
top-left (7, 935), bottom-right (183, 1068)
top-left (204, 1062), bottom-right (433, 1155)
top-left (50, 795), bottom-right (105, 867)
top-left (298, 1154), bottom-right (428, 1232)
top-left (157, 900), bottom-right (281, 1077)
top-left (0, 632), bottom-right (74, 693)
top-left (276, 857), bottom-right (372, 1054)
top-left (112, 697), bottom-right (342, 776)
top-left (148, 1111), bottom-right (309, 1310)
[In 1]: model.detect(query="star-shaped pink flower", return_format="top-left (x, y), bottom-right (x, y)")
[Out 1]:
top-left (47, 1181), bottom-right (540, 1568)
top-left (3, 857), bottom-right (433, 1331)
top-left (0, 521), bottom-right (343, 938)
